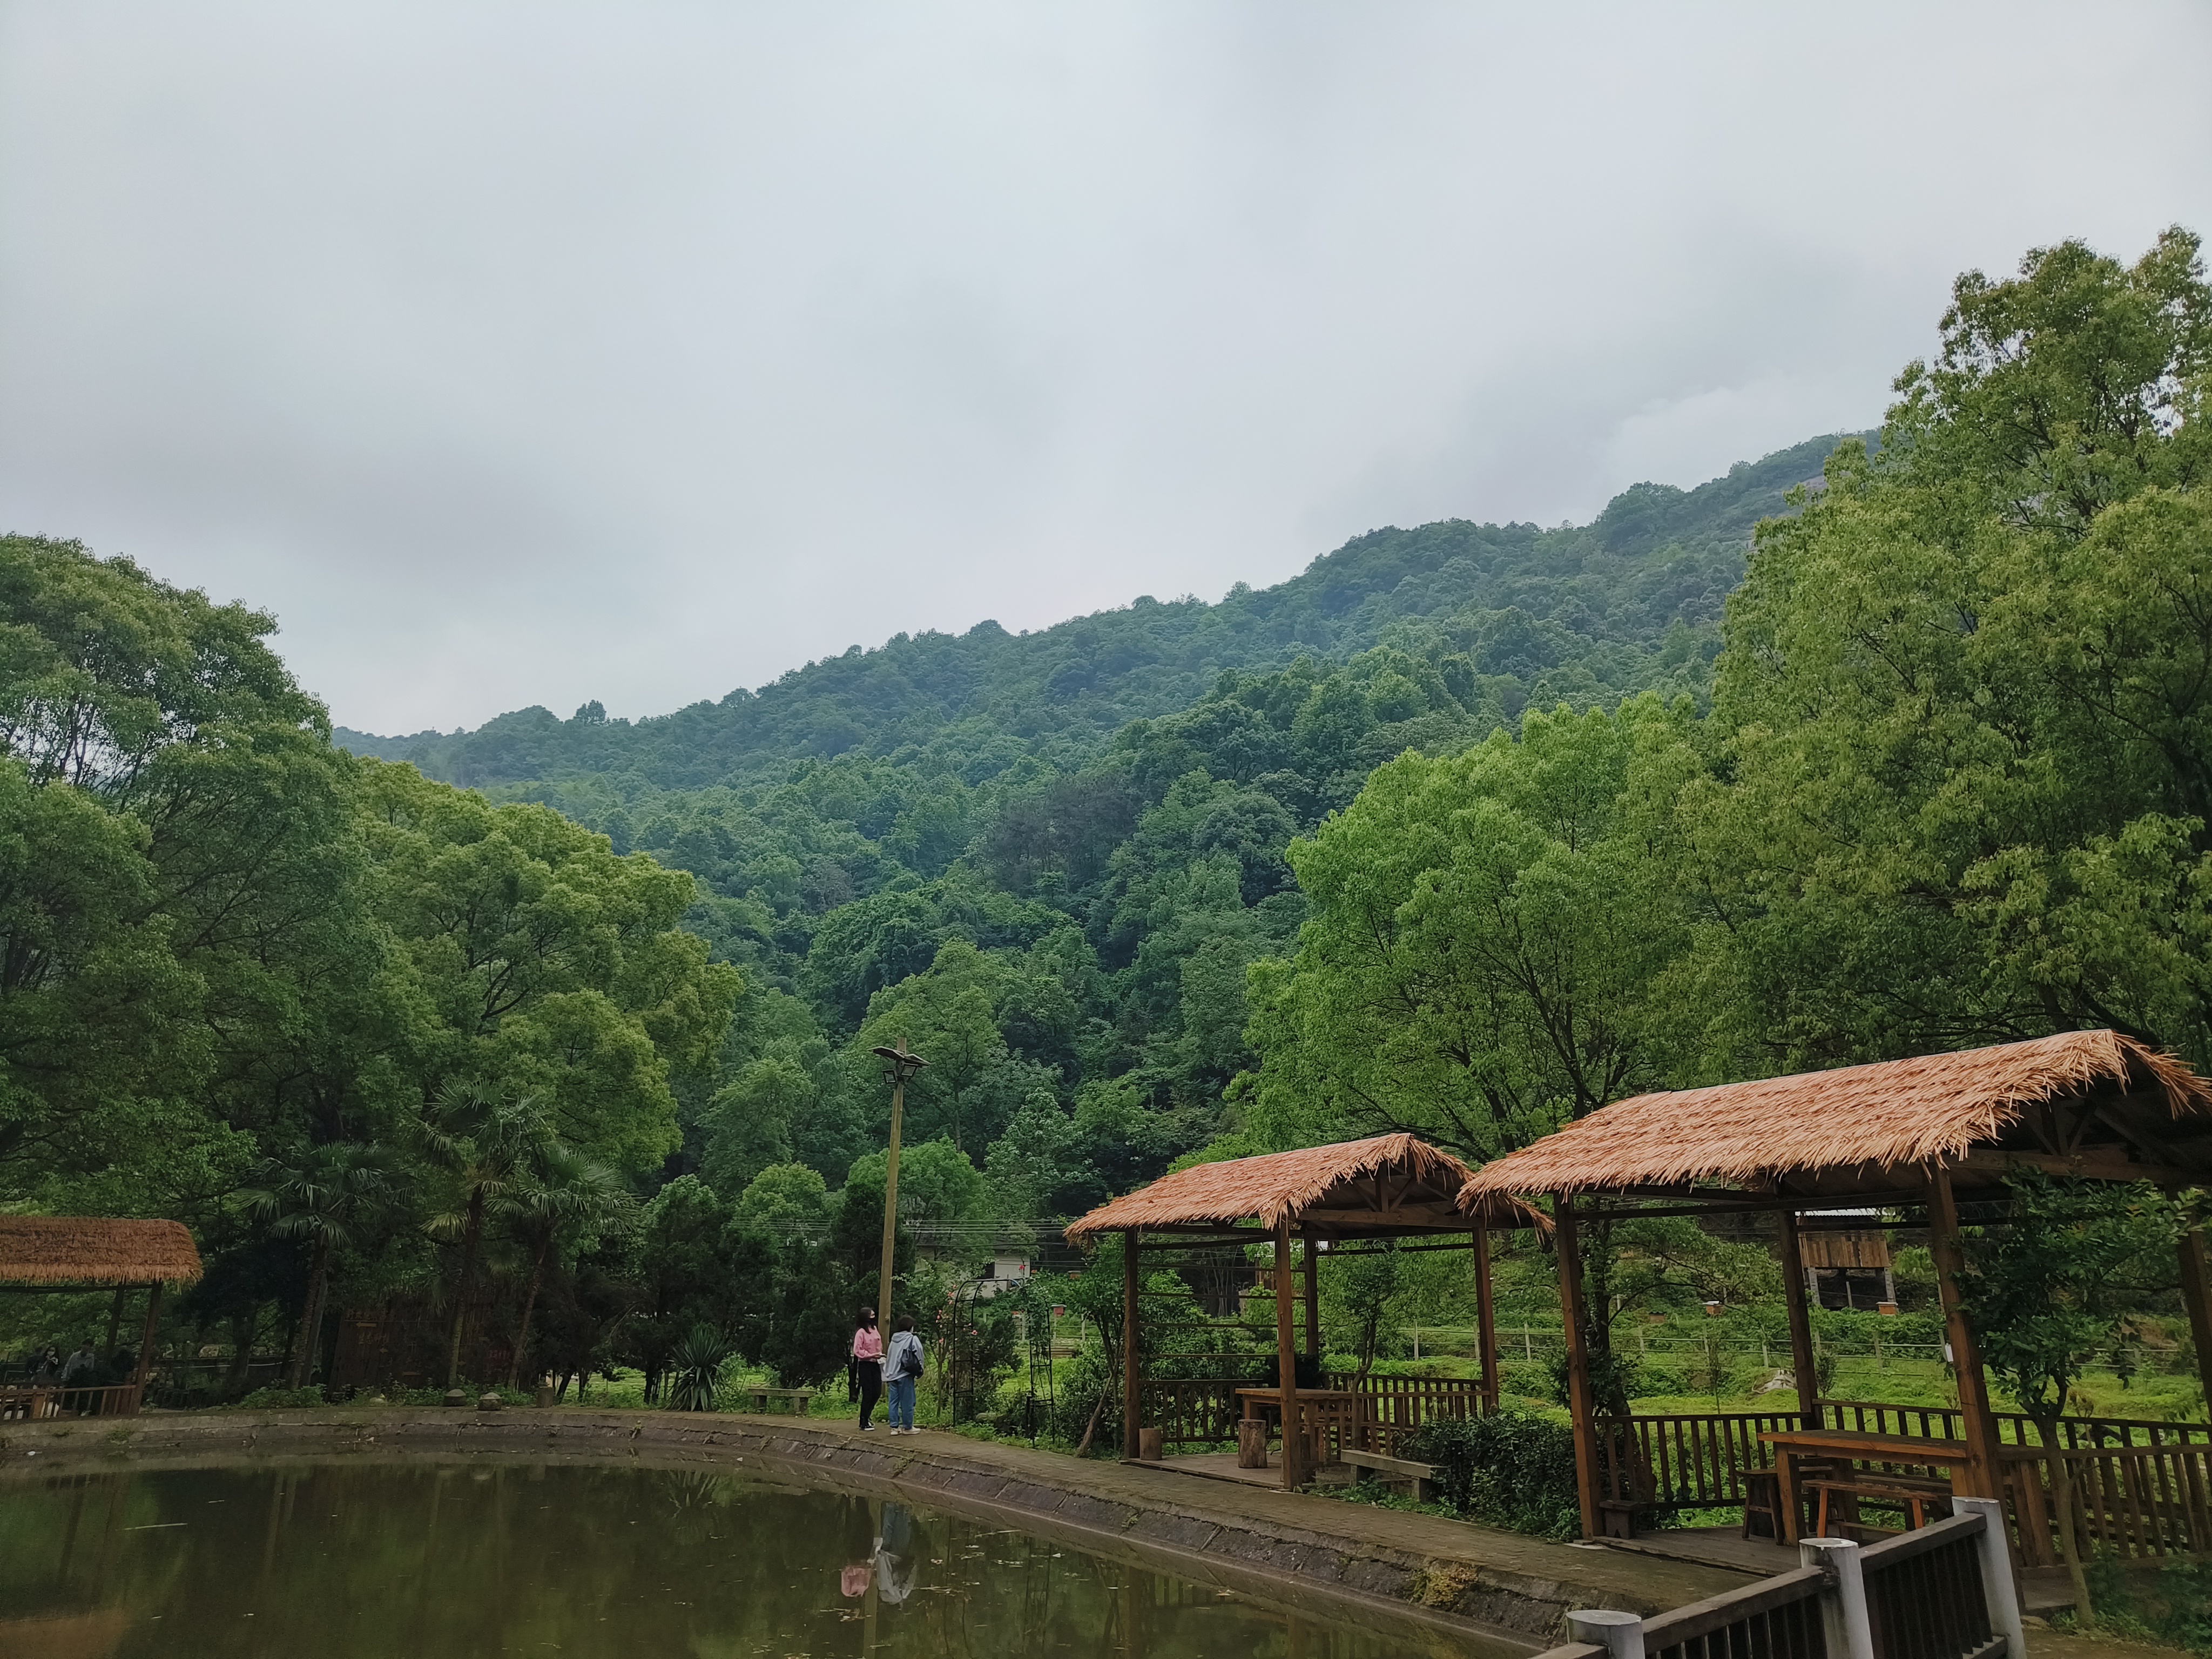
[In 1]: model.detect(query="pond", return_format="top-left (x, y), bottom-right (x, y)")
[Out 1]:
top-left (0, 1462), bottom-right (1430, 1659)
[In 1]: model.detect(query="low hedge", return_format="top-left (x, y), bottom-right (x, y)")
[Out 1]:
top-left (1403, 1410), bottom-right (1581, 1540)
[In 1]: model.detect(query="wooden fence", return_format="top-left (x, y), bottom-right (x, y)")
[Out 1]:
top-left (1860, 1513), bottom-right (2002, 1659)
top-left (1329, 1373), bottom-right (1487, 1455)
top-left (1597, 1410), bottom-right (1805, 1512)
top-left (0, 1382), bottom-right (142, 1421)
top-left (1599, 1398), bottom-right (2211, 1570)
top-left (1138, 1371), bottom-right (1488, 1454)
top-left (1537, 1508), bottom-right (2015, 1659)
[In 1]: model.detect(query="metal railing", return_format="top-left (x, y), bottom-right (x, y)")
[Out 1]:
top-left (1535, 1501), bottom-right (2021, 1659)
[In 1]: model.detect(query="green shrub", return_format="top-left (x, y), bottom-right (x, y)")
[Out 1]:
top-left (666, 1324), bottom-right (734, 1412)
top-left (1405, 1410), bottom-right (1581, 1540)
top-left (231, 1385), bottom-right (332, 1410)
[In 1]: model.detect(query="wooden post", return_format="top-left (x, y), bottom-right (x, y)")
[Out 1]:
top-left (1928, 1164), bottom-right (2001, 1499)
top-left (2176, 1228), bottom-right (2212, 1432)
top-left (105, 1287), bottom-right (126, 1355)
top-left (1778, 1207), bottom-right (1822, 1431)
top-left (876, 1066), bottom-right (908, 1337)
top-left (1275, 1216), bottom-right (1302, 1491)
top-left (1122, 1230), bottom-right (1141, 1461)
top-left (1474, 1226), bottom-right (1500, 1416)
top-left (1553, 1193), bottom-right (1603, 1539)
top-left (131, 1282), bottom-right (163, 1393)
top-left (1302, 1233), bottom-right (1321, 1361)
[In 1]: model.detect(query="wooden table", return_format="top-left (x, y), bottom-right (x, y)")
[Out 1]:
top-left (1759, 1428), bottom-right (1968, 1543)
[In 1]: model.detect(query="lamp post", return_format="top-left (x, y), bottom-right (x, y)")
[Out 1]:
top-left (871, 1040), bottom-right (928, 1332)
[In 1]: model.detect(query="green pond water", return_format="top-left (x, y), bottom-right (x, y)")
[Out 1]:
top-left (0, 1462), bottom-right (1426, 1659)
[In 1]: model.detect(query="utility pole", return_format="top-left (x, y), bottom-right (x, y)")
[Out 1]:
top-left (872, 1040), bottom-right (927, 1333)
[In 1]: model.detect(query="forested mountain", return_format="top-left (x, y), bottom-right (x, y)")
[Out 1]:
top-left (335, 430), bottom-right (1850, 792)
top-left (9, 226), bottom-right (2202, 1404)
top-left (324, 432), bottom-right (1863, 1218)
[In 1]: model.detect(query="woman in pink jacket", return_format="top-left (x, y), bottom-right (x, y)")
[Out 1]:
top-left (851, 1308), bottom-right (884, 1430)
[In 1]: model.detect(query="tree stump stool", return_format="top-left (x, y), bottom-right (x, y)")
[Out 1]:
top-left (1236, 1418), bottom-right (1270, 1469)
top-left (1137, 1427), bottom-right (1164, 1461)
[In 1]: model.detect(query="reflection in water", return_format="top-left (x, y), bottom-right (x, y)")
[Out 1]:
top-left (0, 1464), bottom-right (1429, 1659)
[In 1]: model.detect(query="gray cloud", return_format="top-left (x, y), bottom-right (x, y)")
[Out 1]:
top-left (4, 2), bottom-right (2207, 732)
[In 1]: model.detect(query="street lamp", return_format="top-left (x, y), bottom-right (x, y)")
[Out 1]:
top-left (871, 1039), bottom-right (928, 1332)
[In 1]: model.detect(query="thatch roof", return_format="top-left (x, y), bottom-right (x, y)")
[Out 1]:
top-left (1460, 1030), bottom-right (2212, 1204)
top-left (0, 1217), bottom-right (203, 1286)
top-left (1065, 1132), bottom-right (1546, 1242)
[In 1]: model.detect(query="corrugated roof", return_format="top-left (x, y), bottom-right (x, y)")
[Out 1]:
top-left (1460, 1030), bottom-right (2212, 1200)
top-left (0, 1217), bottom-right (204, 1285)
top-left (1065, 1132), bottom-right (1543, 1240)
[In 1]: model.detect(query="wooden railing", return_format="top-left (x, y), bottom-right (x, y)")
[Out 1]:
top-left (1141, 1377), bottom-right (1247, 1448)
top-left (1822, 1397), bottom-right (2212, 1454)
top-left (1649, 1566), bottom-right (1830, 1659)
top-left (0, 1382), bottom-right (143, 1421)
top-left (1860, 1514), bottom-right (2000, 1659)
top-left (1600, 1398), bottom-right (2212, 1570)
top-left (1536, 1508), bottom-right (2017, 1659)
top-left (1326, 1373), bottom-right (1487, 1456)
top-left (1597, 1411), bottom-right (1805, 1511)
top-left (1140, 1371), bottom-right (1489, 1454)
top-left (2001, 1439), bottom-right (2211, 1566)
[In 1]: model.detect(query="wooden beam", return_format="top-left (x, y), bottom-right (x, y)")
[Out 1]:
top-left (1301, 1233), bottom-right (1320, 1361)
top-left (1957, 1148), bottom-right (2200, 1186)
top-left (1473, 1227), bottom-right (1499, 1416)
top-left (132, 1282), bottom-right (163, 1390)
top-left (1927, 1165), bottom-right (2002, 1499)
top-left (105, 1286), bottom-right (126, 1353)
top-left (1777, 1206), bottom-right (1822, 1431)
top-left (1122, 1231), bottom-right (1141, 1461)
top-left (1553, 1193), bottom-right (1602, 1539)
top-left (1275, 1216), bottom-right (1301, 1491)
top-left (2179, 1228), bottom-right (2212, 1432)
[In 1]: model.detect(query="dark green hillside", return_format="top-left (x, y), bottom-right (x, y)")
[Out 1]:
top-left (338, 431), bottom-right (1856, 794)
top-left (326, 431), bottom-right (1864, 1216)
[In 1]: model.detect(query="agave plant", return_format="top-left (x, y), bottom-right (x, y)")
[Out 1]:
top-left (666, 1323), bottom-right (733, 1412)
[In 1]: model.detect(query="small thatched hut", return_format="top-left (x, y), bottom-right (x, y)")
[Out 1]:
top-left (0, 1218), bottom-right (204, 1287)
top-left (0, 1217), bottom-right (204, 1404)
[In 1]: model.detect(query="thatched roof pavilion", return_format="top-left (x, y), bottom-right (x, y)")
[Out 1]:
top-left (1459, 1029), bottom-right (2212, 1205)
top-left (1457, 1031), bottom-right (2212, 1545)
top-left (1068, 1133), bottom-right (1542, 1488)
top-left (0, 1218), bottom-right (204, 1287)
top-left (0, 1218), bottom-right (204, 1406)
top-left (1067, 1131), bottom-right (1542, 1242)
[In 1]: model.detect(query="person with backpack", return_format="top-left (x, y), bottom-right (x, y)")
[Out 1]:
top-left (882, 1314), bottom-right (925, 1434)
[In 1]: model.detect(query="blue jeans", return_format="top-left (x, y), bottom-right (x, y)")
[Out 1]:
top-left (887, 1377), bottom-right (916, 1429)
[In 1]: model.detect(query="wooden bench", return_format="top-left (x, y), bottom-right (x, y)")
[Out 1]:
top-left (1806, 1474), bottom-right (1953, 1537)
top-left (740, 1386), bottom-right (815, 1415)
top-left (1337, 1448), bottom-right (1438, 1502)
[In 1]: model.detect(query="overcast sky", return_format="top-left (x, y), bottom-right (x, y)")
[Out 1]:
top-left (4, 4), bottom-right (2208, 736)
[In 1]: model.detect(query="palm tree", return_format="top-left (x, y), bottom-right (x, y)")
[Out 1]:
top-left (503, 1141), bottom-right (632, 1388)
top-left (241, 1141), bottom-right (403, 1389)
top-left (419, 1084), bottom-right (559, 1388)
